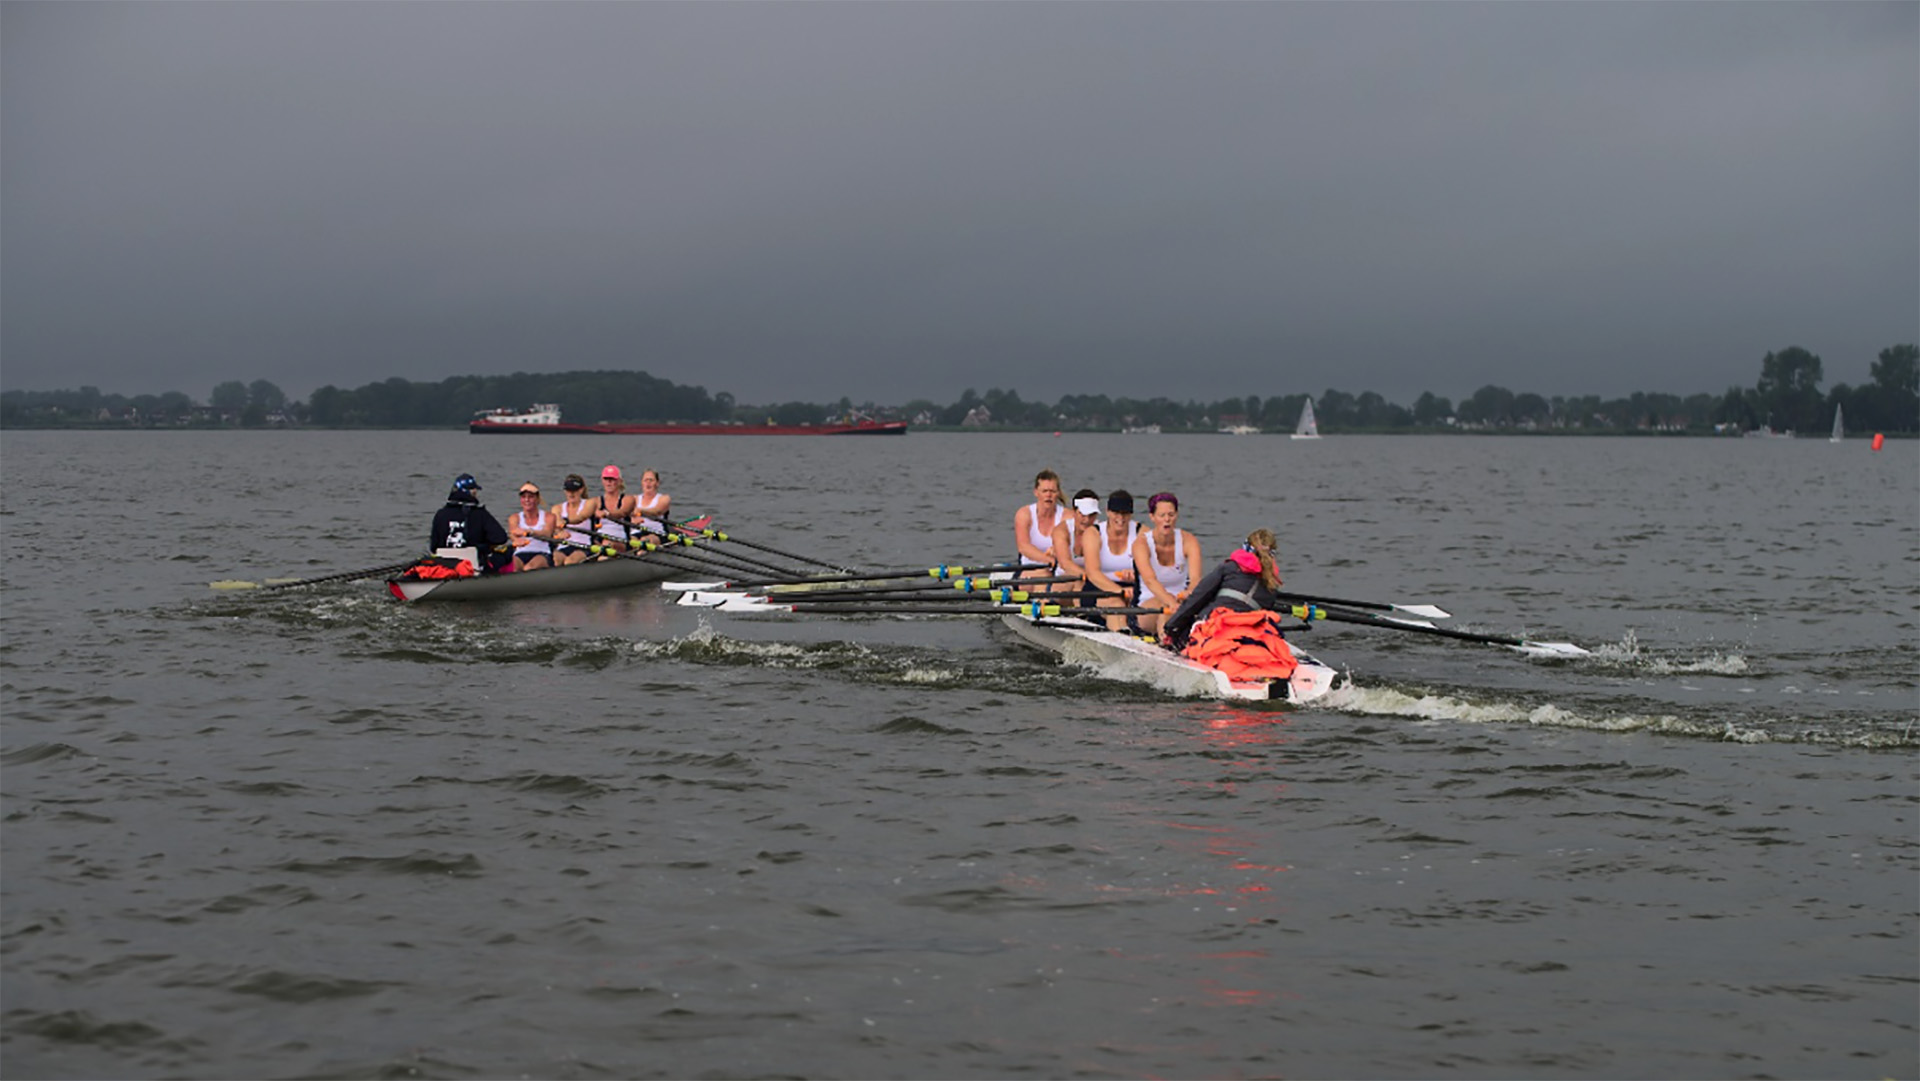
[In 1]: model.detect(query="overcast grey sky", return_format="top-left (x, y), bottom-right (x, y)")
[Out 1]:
top-left (3, 1), bottom-right (1915, 406)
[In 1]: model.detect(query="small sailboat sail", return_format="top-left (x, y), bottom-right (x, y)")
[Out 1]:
top-left (1290, 398), bottom-right (1321, 440)
top-left (1830, 404), bottom-right (1844, 443)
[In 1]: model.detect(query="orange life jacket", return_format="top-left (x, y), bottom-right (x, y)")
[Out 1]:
top-left (1181, 607), bottom-right (1297, 681)
top-left (398, 557), bottom-right (476, 580)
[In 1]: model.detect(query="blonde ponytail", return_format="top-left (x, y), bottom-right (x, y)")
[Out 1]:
top-left (1244, 529), bottom-right (1281, 591)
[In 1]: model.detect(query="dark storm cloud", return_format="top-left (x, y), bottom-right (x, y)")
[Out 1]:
top-left (3, 1), bottom-right (1914, 405)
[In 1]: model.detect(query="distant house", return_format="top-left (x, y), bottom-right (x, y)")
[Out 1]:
top-left (961, 405), bottom-right (993, 427)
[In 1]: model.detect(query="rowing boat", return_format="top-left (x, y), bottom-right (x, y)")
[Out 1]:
top-left (998, 612), bottom-right (1344, 703)
top-left (386, 553), bottom-right (677, 602)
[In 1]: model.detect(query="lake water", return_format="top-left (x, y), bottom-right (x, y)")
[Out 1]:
top-left (2, 430), bottom-right (1915, 1080)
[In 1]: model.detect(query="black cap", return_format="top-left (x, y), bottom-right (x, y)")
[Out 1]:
top-left (1106, 489), bottom-right (1134, 514)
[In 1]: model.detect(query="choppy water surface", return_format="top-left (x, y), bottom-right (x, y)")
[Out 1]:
top-left (2, 430), bottom-right (1915, 1079)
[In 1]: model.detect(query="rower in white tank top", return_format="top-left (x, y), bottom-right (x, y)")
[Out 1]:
top-left (635, 470), bottom-right (672, 535)
top-left (1021, 501), bottom-right (1064, 567)
top-left (1148, 526), bottom-right (1190, 594)
top-left (636, 491), bottom-right (670, 535)
top-left (513, 508), bottom-right (554, 557)
top-left (1095, 519), bottom-right (1139, 578)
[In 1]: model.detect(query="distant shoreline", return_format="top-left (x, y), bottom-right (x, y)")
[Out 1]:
top-left (2, 422), bottom-right (1907, 438)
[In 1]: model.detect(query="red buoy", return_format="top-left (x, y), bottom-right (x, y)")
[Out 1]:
top-left (1872, 432), bottom-right (1885, 451)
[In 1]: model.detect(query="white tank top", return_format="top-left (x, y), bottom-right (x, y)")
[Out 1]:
top-left (1021, 501), bottom-right (1063, 566)
top-left (1148, 527), bottom-right (1189, 593)
top-left (597, 493), bottom-right (630, 540)
top-left (1096, 520), bottom-right (1138, 577)
top-left (514, 509), bottom-right (552, 556)
top-left (559, 497), bottom-right (593, 546)
top-left (637, 491), bottom-right (669, 534)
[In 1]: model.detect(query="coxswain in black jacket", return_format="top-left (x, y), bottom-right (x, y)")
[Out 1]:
top-left (429, 473), bottom-right (511, 572)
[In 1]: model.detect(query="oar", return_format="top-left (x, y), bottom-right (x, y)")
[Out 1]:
top-left (1288, 603), bottom-right (1589, 658)
top-left (1276, 591), bottom-right (1451, 620)
top-left (761, 573), bottom-right (1090, 598)
top-left (210, 558), bottom-right (423, 591)
top-left (592, 536), bottom-right (814, 581)
top-left (720, 598), bottom-right (1160, 617)
top-left (665, 561), bottom-right (1028, 593)
top-left (664, 521), bottom-right (855, 573)
top-left (636, 532), bottom-right (812, 579)
top-left (705, 582), bottom-right (1118, 610)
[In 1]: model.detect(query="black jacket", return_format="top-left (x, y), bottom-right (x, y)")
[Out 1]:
top-left (1162, 555), bottom-right (1282, 648)
top-left (430, 490), bottom-right (510, 568)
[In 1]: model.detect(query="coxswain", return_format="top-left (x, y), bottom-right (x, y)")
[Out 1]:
top-left (1159, 528), bottom-right (1300, 682)
top-left (1012, 469), bottom-right (1065, 582)
top-left (1047, 488), bottom-right (1101, 598)
top-left (1131, 491), bottom-right (1203, 636)
top-left (550, 474), bottom-right (593, 566)
top-left (430, 473), bottom-right (511, 574)
top-left (508, 481), bottom-right (563, 571)
top-left (1077, 489), bottom-right (1140, 632)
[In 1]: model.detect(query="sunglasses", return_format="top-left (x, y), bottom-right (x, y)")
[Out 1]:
top-left (519, 491), bottom-right (541, 497)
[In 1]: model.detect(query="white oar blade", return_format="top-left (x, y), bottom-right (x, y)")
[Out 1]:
top-left (676, 590), bottom-right (740, 607)
top-left (1372, 615), bottom-right (1439, 630)
top-left (1512, 641), bottom-right (1591, 658)
top-left (717, 596), bottom-right (788, 614)
top-left (1393, 604), bottom-right (1452, 620)
top-left (663, 580), bottom-right (728, 593)
top-left (208, 580), bottom-right (261, 590)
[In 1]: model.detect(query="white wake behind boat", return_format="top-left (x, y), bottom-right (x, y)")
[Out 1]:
top-left (999, 612), bottom-right (1344, 703)
top-left (1291, 398), bottom-right (1322, 440)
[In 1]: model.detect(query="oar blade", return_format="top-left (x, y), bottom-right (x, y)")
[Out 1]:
top-left (1393, 604), bottom-right (1452, 620)
top-left (677, 590), bottom-right (740, 607)
top-left (662, 580), bottom-right (729, 593)
top-left (717, 596), bottom-right (784, 614)
top-left (208, 580), bottom-right (262, 590)
top-left (1512, 641), bottom-right (1591, 659)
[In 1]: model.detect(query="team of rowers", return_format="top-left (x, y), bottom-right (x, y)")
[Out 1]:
top-left (1010, 468), bottom-right (1296, 664)
top-left (430, 465), bottom-right (674, 573)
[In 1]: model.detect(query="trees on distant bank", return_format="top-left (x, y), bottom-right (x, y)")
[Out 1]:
top-left (4, 345), bottom-right (1915, 433)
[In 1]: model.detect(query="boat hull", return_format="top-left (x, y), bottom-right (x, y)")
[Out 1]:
top-left (999, 613), bottom-right (1342, 703)
top-left (387, 555), bottom-right (677, 602)
top-left (470, 420), bottom-right (908, 436)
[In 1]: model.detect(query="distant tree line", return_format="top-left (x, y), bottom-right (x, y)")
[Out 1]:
top-left (5, 346), bottom-right (1915, 434)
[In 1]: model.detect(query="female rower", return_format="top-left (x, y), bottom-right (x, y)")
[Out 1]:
top-left (507, 481), bottom-right (562, 571)
top-left (588, 465), bottom-right (637, 556)
top-left (1131, 491), bottom-right (1203, 636)
top-left (1159, 528), bottom-right (1299, 681)
top-left (1012, 469), bottom-right (1064, 582)
top-left (551, 474), bottom-right (593, 566)
top-left (1047, 489), bottom-right (1101, 598)
top-left (635, 469), bottom-right (672, 535)
top-left (1078, 489), bottom-right (1140, 632)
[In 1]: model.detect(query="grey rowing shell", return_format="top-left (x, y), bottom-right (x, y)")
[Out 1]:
top-left (387, 555), bottom-right (678, 602)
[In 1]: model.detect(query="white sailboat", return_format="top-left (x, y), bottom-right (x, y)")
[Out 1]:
top-left (1830, 404), bottom-right (1844, 443)
top-left (1290, 397), bottom-right (1321, 440)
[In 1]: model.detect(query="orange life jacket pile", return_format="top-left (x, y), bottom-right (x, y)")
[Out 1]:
top-left (1181, 608), bottom-right (1298, 681)
top-left (396, 557), bottom-right (477, 580)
